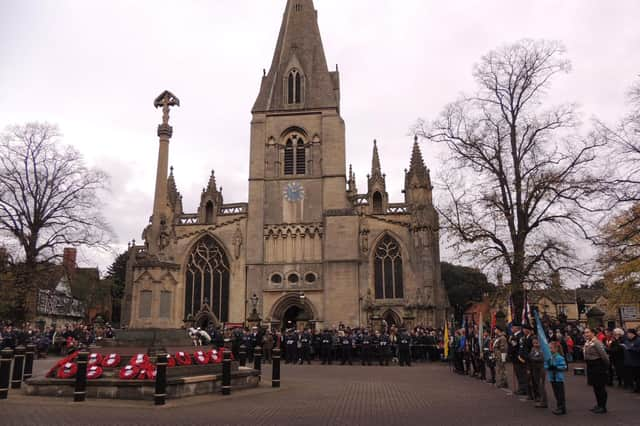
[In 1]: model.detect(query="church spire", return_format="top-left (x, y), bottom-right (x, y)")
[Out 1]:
top-left (407, 136), bottom-right (429, 183)
top-left (404, 136), bottom-right (432, 206)
top-left (206, 169), bottom-right (217, 194)
top-left (371, 139), bottom-right (382, 179)
top-left (253, 0), bottom-right (339, 112)
top-left (347, 164), bottom-right (357, 198)
top-left (167, 166), bottom-right (183, 215)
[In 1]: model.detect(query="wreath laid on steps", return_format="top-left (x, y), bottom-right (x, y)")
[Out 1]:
top-left (57, 362), bottom-right (78, 379)
top-left (194, 350), bottom-right (210, 365)
top-left (174, 351), bottom-right (192, 366)
top-left (101, 353), bottom-right (121, 368)
top-left (119, 364), bottom-right (140, 380)
top-left (87, 365), bottom-right (104, 380)
top-left (129, 353), bottom-right (149, 367)
top-left (88, 353), bottom-right (103, 367)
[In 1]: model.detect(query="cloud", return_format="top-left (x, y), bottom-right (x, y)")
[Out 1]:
top-left (1, 0), bottom-right (638, 275)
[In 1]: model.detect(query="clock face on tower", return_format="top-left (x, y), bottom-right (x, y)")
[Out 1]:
top-left (283, 181), bottom-right (305, 202)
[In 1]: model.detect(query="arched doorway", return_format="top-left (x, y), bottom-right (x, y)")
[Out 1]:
top-left (382, 309), bottom-right (401, 328)
top-left (270, 293), bottom-right (317, 331)
top-left (282, 305), bottom-right (312, 331)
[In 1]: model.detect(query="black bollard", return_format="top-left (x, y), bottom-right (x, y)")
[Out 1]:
top-left (23, 344), bottom-right (36, 380)
top-left (254, 346), bottom-right (262, 375)
top-left (239, 344), bottom-right (247, 367)
top-left (73, 350), bottom-right (89, 402)
top-left (272, 347), bottom-right (280, 388)
top-left (0, 348), bottom-right (13, 399)
top-left (11, 346), bottom-right (25, 389)
top-left (154, 353), bottom-right (168, 406)
top-left (222, 349), bottom-right (231, 396)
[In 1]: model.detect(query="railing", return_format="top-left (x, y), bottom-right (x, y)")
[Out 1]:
top-left (178, 214), bottom-right (198, 225)
top-left (219, 203), bottom-right (248, 215)
top-left (387, 203), bottom-right (408, 214)
top-left (353, 195), bottom-right (369, 206)
top-left (176, 203), bottom-right (248, 225)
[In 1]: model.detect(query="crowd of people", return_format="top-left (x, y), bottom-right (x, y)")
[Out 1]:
top-left (3, 316), bottom-right (639, 417)
top-left (196, 324), bottom-right (446, 367)
top-left (448, 321), bottom-right (640, 416)
top-left (0, 320), bottom-right (115, 357)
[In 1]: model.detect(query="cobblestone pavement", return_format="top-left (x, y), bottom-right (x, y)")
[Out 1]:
top-left (3, 358), bottom-right (639, 426)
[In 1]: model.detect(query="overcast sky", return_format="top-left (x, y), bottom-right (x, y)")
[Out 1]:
top-left (1, 0), bottom-right (639, 274)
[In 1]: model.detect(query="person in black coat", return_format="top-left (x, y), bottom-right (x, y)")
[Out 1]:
top-left (583, 327), bottom-right (610, 414)
top-left (398, 329), bottom-right (412, 366)
top-left (320, 329), bottom-right (332, 365)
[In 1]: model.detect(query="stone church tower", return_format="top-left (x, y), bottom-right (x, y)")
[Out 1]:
top-left (122, 0), bottom-right (449, 330)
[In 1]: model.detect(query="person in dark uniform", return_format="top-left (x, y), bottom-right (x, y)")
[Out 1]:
top-left (509, 324), bottom-right (528, 395)
top-left (285, 330), bottom-right (298, 364)
top-left (371, 331), bottom-right (381, 365)
top-left (425, 331), bottom-right (437, 362)
top-left (320, 329), bottom-right (332, 365)
top-left (248, 327), bottom-right (259, 362)
top-left (521, 325), bottom-right (535, 400)
top-left (232, 327), bottom-right (243, 360)
top-left (482, 329), bottom-right (495, 383)
top-left (398, 328), bottom-right (412, 366)
top-left (312, 330), bottom-right (322, 362)
top-left (379, 331), bottom-right (392, 366)
top-left (471, 327), bottom-right (481, 377)
top-left (463, 334), bottom-right (473, 375)
top-left (340, 331), bottom-right (353, 365)
top-left (299, 328), bottom-right (312, 364)
top-left (360, 329), bottom-right (373, 366)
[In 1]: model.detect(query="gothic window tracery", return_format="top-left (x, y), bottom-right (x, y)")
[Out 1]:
top-left (374, 235), bottom-right (404, 299)
top-left (283, 133), bottom-right (306, 176)
top-left (185, 235), bottom-right (230, 322)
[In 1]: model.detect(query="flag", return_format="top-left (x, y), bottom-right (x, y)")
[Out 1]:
top-left (522, 291), bottom-right (531, 327)
top-left (507, 296), bottom-right (513, 324)
top-left (533, 310), bottom-right (551, 362)
top-left (478, 312), bottom-right (483, 352)
top-left (444, 324), bottom-right (449, 359)
top-left (490, 312), bottom-right (496, 350)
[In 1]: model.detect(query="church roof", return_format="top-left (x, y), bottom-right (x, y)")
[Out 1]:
top-left (252, 0), bottom-right (339, 113)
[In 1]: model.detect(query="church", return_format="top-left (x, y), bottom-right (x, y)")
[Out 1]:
top-left (121, 0), bottom-right (449, 331)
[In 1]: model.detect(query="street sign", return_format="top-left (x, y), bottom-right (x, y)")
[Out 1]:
top-left (620, 306), bottom-right (639, 321)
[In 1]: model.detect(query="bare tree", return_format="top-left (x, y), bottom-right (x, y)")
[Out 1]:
top-left (415, 40), bottom-right (607, 319)
top-left (0, 122), bottom-right (111, 319)
top-left (594, 78), bottom-right (640, 263)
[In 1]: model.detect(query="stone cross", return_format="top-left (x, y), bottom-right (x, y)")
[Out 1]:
top-left (153, 90), bottom-right (180, 126)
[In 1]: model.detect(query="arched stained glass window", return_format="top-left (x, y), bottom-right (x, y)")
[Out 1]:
top-left (374, 235), bottom-right (403, 299)
top-left (185, 235), bottom-right (230, 322)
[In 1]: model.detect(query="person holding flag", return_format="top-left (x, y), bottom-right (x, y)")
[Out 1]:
top-left (443, 323), bottom-right (449, 361)
top-left (534, 308), bottom-right (567, 415)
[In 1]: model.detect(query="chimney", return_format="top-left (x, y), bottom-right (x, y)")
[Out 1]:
top-left (63, 247), bottom-right (77, 276)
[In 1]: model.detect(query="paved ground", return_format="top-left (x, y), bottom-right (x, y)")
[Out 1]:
top-left (3, 357), bottom-right (639, 426)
